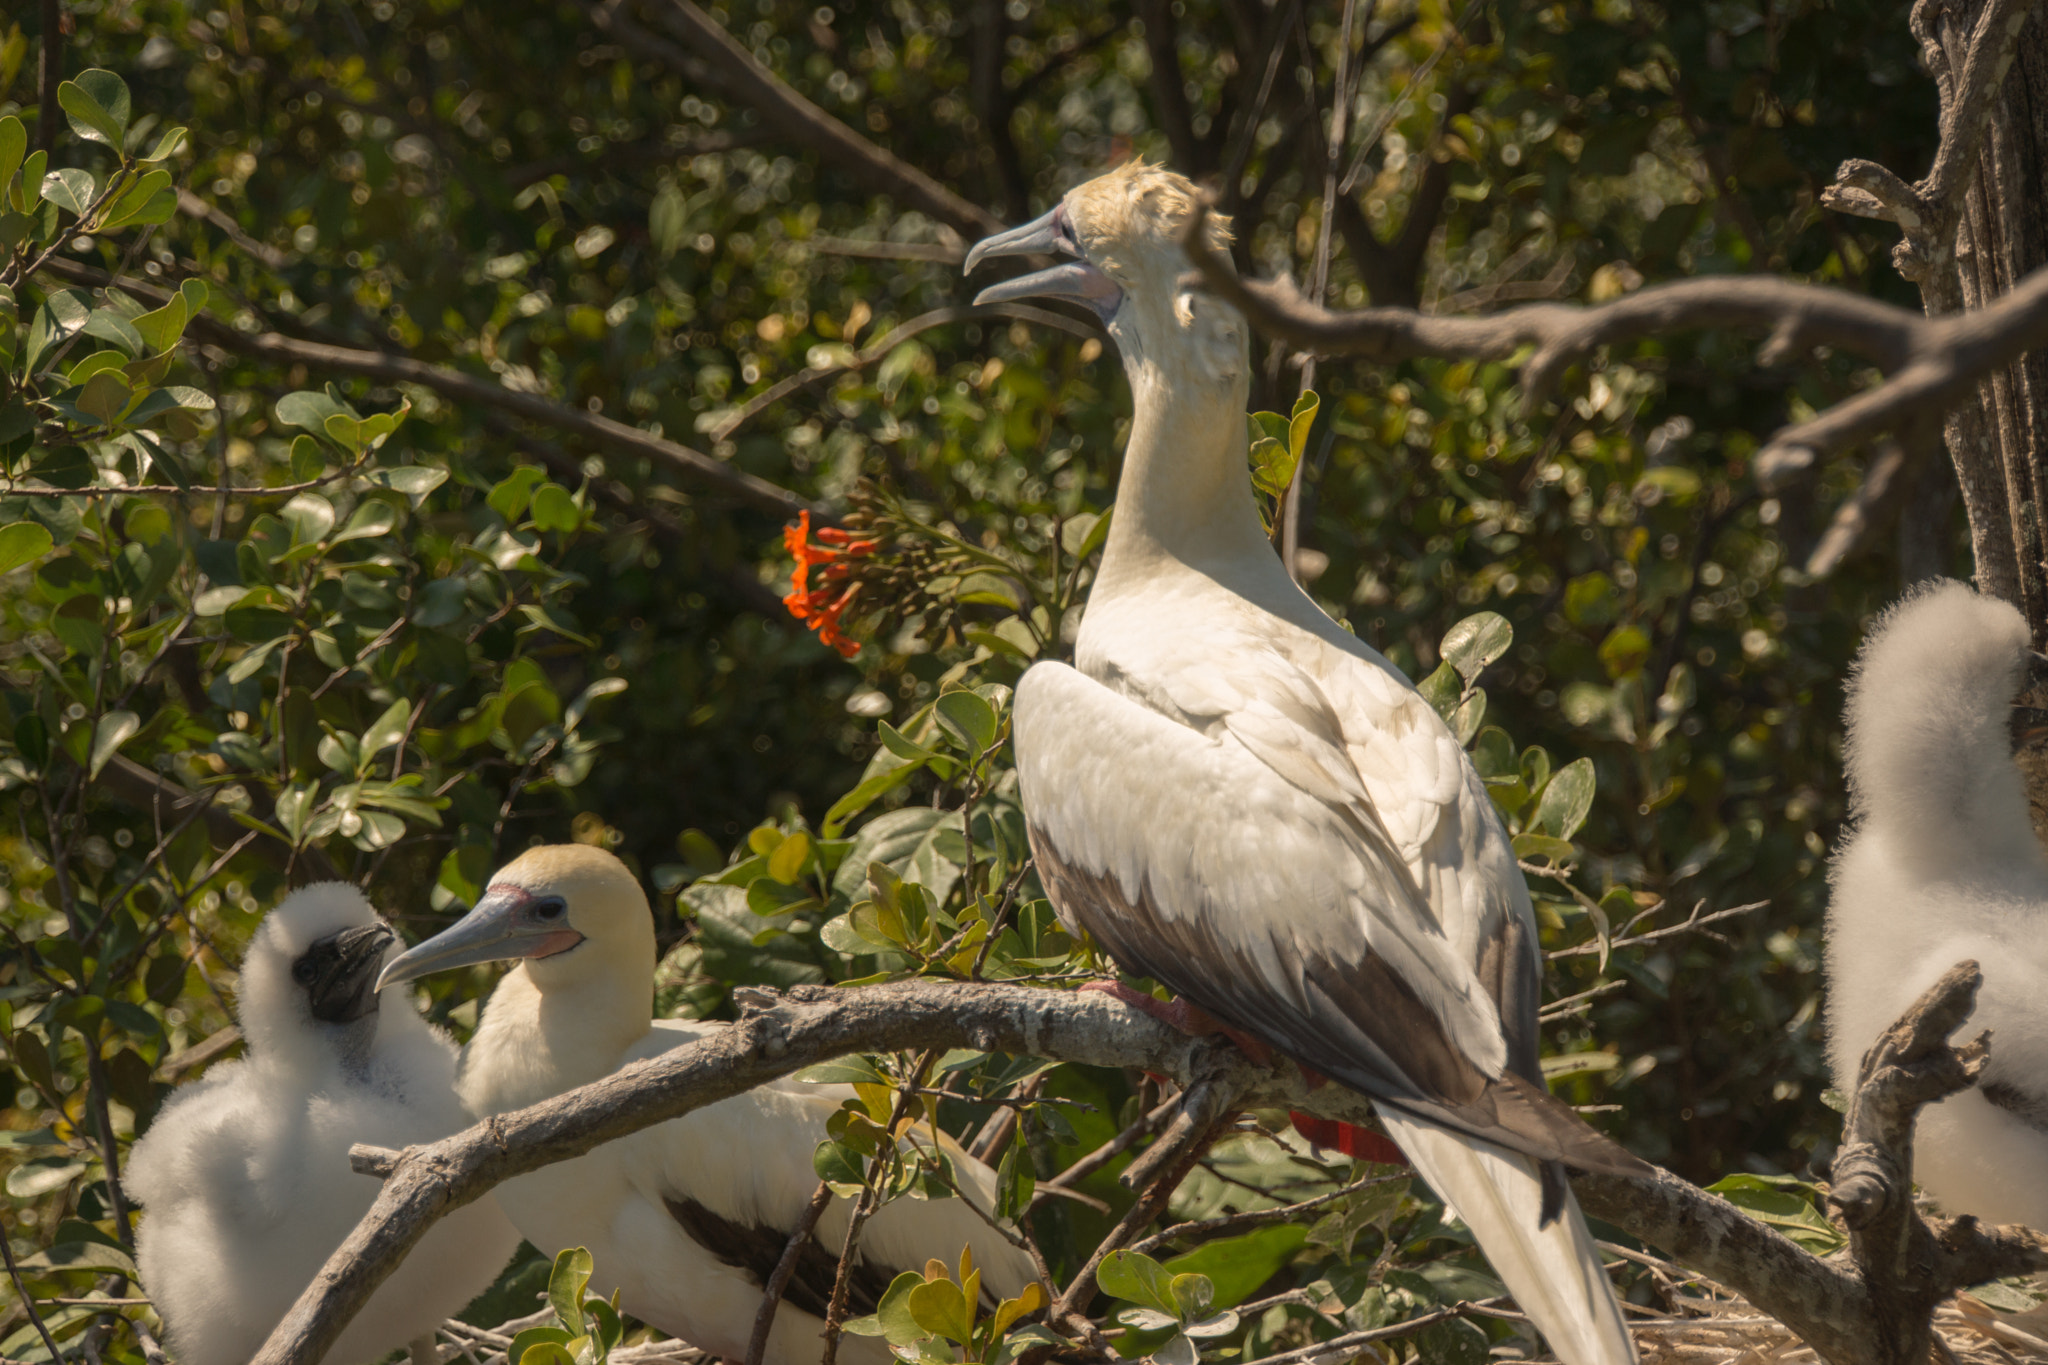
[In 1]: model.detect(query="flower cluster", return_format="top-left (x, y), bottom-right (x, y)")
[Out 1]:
top-left (781, 510), bottom-right (877, 657)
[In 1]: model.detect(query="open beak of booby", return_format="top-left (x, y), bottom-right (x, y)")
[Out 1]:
top-left (375, 884), bottom-right (585, 992)
top-left (964, 204), bottom-right (1122, 324)
top-left (2013, 650), bottom-right (2048, 753)
top-left (299, 923), bottom-right (396, 1024)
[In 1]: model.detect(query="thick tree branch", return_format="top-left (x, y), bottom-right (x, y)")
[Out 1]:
top-left (593, 0), bottom-right (1005, 240)
top-left (33, 257), bottom-right (823, 521)
top-left (1813, 960), bottom-right (2048, 1361)
top-left (1824, 0), bottom-right (2036, 287)
top-left (1179, 207), bottom-right (2048, 504)
top-left (252, 977), bottom-right (1956, 1365)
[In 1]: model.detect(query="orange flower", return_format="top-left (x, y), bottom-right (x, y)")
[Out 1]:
top-left (782, 511), bottom-right (877, 658)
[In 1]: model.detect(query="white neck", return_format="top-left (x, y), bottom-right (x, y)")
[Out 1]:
top-left (457, 960), bottom-right (652, 1116)
top-left (1093, 308), bottom-right (1275, 595)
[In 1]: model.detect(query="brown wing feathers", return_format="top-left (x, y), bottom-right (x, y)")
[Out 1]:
top-left (1032, 826), bottom-right (1647, 1185)
top-left (665, 1196), bottom-right (894, 1321)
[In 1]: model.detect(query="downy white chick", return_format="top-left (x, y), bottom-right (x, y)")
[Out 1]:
top-left (1828, 577), bottom-right (2048, 1229)
top-left (126, 884), bottom-right (520, 1365)
top-left (376, 844), bottom-right (1037, 1365)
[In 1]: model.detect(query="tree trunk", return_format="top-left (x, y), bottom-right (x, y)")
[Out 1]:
top-left (1942, 6), bottom-right (2048, 625)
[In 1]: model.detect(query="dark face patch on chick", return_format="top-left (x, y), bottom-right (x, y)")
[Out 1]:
top-left (292, 923), bottom-right (396, 1024)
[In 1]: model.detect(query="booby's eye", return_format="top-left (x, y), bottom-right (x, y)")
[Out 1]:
top-left (291, 957), bottom-right (318, 985)
top-left (534, 896), bottom-right (567, 921)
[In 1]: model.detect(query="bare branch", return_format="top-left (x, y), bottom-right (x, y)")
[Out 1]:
top-left (176, 189), bottom-right (296, 272)
top-left (33, 256), bottom-right (824, 522)
top-left (1178, 205), bottom-right (2048, 499)
top-left (254, 979), bottom-right (1919, 1365)
top-left (1822, 0), bottom-right (2035, 290)
top-left (94, 753), bottom-right (339, 882)
top-left (593, 0), bottom-right (1005, 240)
top-left (747, 1181), bottom-right (833, 1365)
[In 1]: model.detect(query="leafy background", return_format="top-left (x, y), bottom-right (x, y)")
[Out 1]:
top-left (0, 0), bottom-right (1966, 1358)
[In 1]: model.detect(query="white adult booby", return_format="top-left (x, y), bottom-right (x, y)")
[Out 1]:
top-left (375, 844), bottom-right (1037, 1365)
top-left (126, 884), bottom-right (519, 1365)
top-left (1828, 579), bottom-right (2048, 1230)
top-left (965, 162), bottom-right (1646, 1365)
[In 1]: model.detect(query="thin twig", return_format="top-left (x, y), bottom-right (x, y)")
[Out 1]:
top-left (745, 1180), bottom-right (834, 1365)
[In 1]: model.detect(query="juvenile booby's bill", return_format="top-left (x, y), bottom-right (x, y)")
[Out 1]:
top-left (377, 844), bottom-right (1037, 1365)
top-left (965, 162), bottom-right (1647, 1365)
top-left (1828, 578), bottom-right (2048, 1230)
top-left (126, 883), bottom-right (519, 1365)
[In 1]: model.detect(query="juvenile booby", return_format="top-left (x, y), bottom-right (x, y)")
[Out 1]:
top-left (965, 162), bottom-right (1646, 1365)
top-left (1828, 578), bottom-right (2048, 1229)
top-left (376, 844), bottom-right (1037, 1365)
top-left (126, 883), bottom-right (519, 1365)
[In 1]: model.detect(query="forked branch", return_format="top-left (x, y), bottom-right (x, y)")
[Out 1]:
top-left (252, 974), bottom-right (1949, 1365)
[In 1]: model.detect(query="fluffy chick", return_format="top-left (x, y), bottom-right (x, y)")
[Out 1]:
top-left (126, 883), bottom-right (519, 1365)
top-left (377, 845), bottom-right (1039, 1365)
top-left (1828, 577), bottom-right (2048, 1229)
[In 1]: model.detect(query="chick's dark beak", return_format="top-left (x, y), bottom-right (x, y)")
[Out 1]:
top-left (301, 923), bottom-right (396, 1024)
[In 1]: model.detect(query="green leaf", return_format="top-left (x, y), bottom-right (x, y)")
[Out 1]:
top-left (100, 168), bottom-right (171, 228)
top-left (490, 466), bottom-right (548, 523)
top-left (0, 521), bottom-right (53, 575)
top-left (508, 1327), bottom-right (573, 1365)
top-left (0, 116), bottom-right (23, 197)
top-left (564, 677), bottom-right (627, 732)
top-left (274, 785), bottom-right (316, 842)
top-left (767, 829), bottom-right (812, 884)
top-left (821, 756), bottom-right (925, 838)
top-left (1597, 623), bottom-right (1652, 680)
top-left (814, 1137), bottom-right (868, 1196)
top-left (60, 70), bottom-right (131, 147)
top-left (934, 689), bottom-right (998, 756)
top-left (907, 1276), bottom-right (974, 1346)
top-left (361, 698), bottom-right (413, 758)
top-left (1417, 661), bottom-right (1462, 722)
top-left (1287, 388), bottom-right (1320, 461)
top-left (1703, 1173), bottom-right (1845, 1254)
top-left (1440, 612), bottom-right (1513, 684)
top-left (547, 1247), bottom-right (595, 1328)
top-left (25, 289), bottom-right (91, 373)
top-left (41, 166), bottom-right (98, 216)
top-left (288, 434), bottom-right (326, 482)
top-left (1511, 832), bottom-right (1577, 864)
top-left (75, 369), bottom-right (132, 426)
top-left (530, 482), bottom-right (581, 532)
top-left (1532, 758), bottom-right (1596, 841)
top-left (6, 1155), bottom-right (86, 1198)
top-left (1098, 1249), bottom-right (1180, 1319)
top-left (88, 710), bottom-right (139, 779)
top-left (795, 1056), bottom-right (890, 1086)
top-left (862, 1270), bottom-right (935, 1346)
top-left (140, 125), bottom-right (189, 163)
top-left (364, 465), bottom-right (448, 502)
top-left (993, 1137), bottom-right (1034, 1223)
top-left (130, 292), bottom-right (192, 355)
top-left (282, 492), bottom-right (336, 543)
top-left (877, 719), bottom-right (938, 763)
top-left (276, 389), bottom-right (356, 439)
top-left (18, 148), bottom-right (47, 210)
top-left (1165, 1225), bottom-right (1306, 1310)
